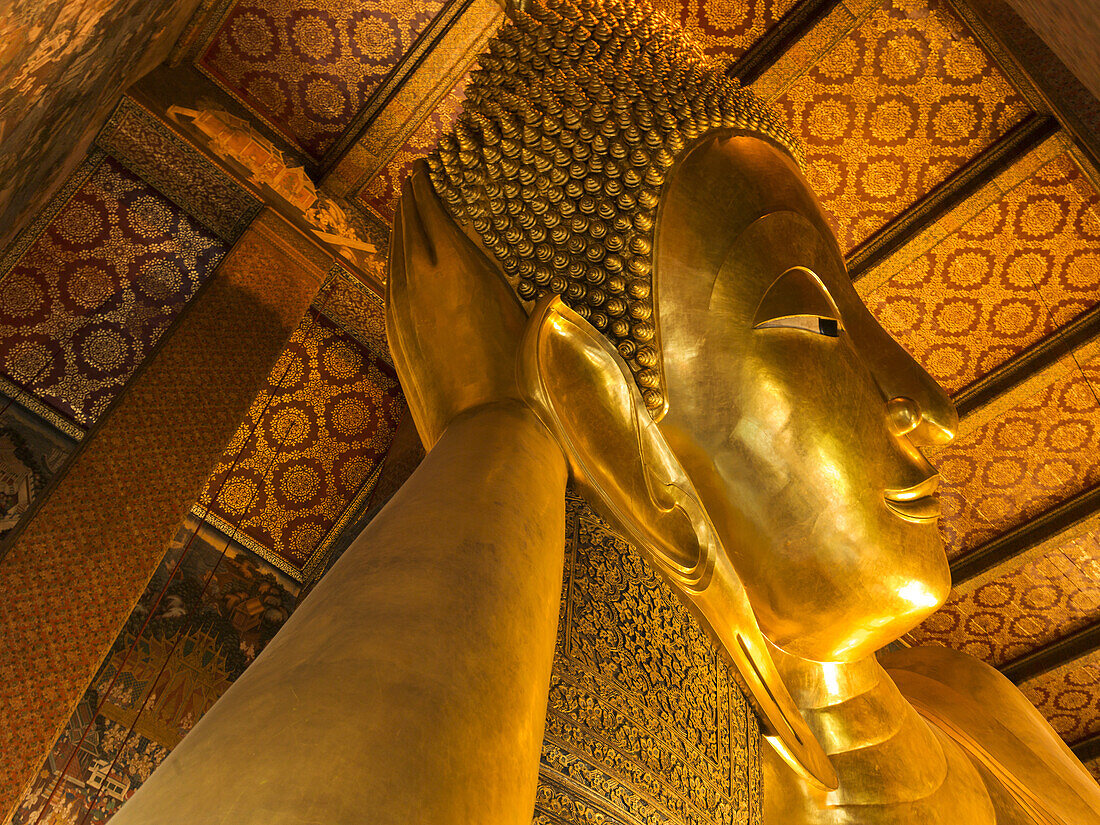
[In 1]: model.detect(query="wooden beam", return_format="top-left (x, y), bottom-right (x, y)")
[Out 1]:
top-left (848, 114), bottom-right (1059, 279)
top-left (1072, 730), bottom-right (1100, 764)
top-left (954, 304), bottom-right (1100, 421)
top-left (726, 0), bottom-right (842, 86)
top-left (1002, 620), bottom-right (1100, 684)
top-left (951, 486), bottom-right (1100, 588)
top-left (946, 0), bottom-right (1100, 179)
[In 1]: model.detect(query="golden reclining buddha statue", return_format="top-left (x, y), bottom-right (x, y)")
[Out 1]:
top-left (112, 0), bottom-right (1100, 823)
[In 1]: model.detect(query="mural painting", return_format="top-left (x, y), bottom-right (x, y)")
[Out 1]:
top-left (0, 394), bottom-right (77, 549)
top-left (12, 515), bottom-right (300, 825)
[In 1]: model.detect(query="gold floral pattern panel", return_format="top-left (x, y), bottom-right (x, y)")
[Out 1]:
top-left (1022, 659), bottom-right (1100, 744)
top-left (198, 307), bottom-right (404, 581)
top-left (910, 530), bottom-right (1100, 665)
top-left (538, 494), bottom-right (760, 825)
top-left (928, 362), bottom-right (1100, 557)
top-left (649, 0), bottom-right (799, 60)
top-left (197, 0), bottom-right (449, 161)
top-left (358, 73), bottom-right (472, 222)
top-left (773, 0), bottom-right (1031, 252)
top-left (0, 155), bottom-right (227, 428)
top-left (862, 152), bottom-right (1100, 394)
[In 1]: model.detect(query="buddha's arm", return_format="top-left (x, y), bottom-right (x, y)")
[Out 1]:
top-left (884, 645), bottom-right (1100, 825)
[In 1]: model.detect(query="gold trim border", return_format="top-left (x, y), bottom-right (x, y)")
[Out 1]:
top-left (192, 461), bottom-right (385, 584)
top-left (0, 376), bottom-right (86, 441)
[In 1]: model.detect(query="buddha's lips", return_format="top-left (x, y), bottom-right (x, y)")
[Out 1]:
top-left (885, 495), bottom-right (941, 523)
top-left (884, 475), bottom-right (941, 523)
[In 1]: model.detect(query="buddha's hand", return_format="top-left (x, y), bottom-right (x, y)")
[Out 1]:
top-left (386, 160), bottom-right (528, 449)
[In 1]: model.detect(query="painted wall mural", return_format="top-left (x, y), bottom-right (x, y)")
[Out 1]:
top-left (11, 516), bottom-right (301, 825)
top-left (0, 0), bottom-right (200, 255)
top-left (0, 154), bottom-right (227, 429)
top-left (0, 394), bottom-right (77, 549)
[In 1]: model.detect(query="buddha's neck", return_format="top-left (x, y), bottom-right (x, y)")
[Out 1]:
top-left (768, 646), bottom-right (955, 811)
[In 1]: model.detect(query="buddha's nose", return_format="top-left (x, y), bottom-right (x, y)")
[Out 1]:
top-left (882, 382), bottom-right (957, 448)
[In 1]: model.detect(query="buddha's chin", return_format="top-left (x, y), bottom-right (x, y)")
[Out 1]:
top-left (757, 528), bottom-right (950, 664)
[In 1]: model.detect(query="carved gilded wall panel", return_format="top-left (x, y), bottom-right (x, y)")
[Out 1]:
top-left (537, 494), bottom-right (760, 825)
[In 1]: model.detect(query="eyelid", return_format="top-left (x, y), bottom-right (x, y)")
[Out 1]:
top-left (756, 315), bottom-right (841, 337)
top-left (752, 266), bottom-right (843, 337)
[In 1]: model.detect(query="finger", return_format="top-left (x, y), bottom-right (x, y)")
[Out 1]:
top-left (388, 190), bottom-right (407, 285)
top-left (409, 160), bottom-right (456, 251)
top-left (399, 170), bottom-right (437, 269)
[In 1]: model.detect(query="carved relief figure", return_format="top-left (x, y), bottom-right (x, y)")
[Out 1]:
top-left (111, 1), bottom-right (1100, 824)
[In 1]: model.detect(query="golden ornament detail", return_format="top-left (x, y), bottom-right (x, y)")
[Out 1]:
top-left (427, 0), bottom-right (801, 414)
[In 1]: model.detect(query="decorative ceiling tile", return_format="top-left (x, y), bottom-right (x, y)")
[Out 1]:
top-left (1022, 659), bottom-right (1100, 744)
top-left (197, 0), bottom-right (450, 161)
top-left (198, 307), bottom-right (404, 581)
top-left (910, 530), bottom-right (1100, 665)
top-left (863, 151), bottom-right (1100, 394)
top-left (0, 155), bottom-right (227, 428)
top-left (357, 72), bottom-right (472, 223)
top-left (773, 0), bottom-right (1032, 252)
top-left (649, 0), bottom-right (799, 60)
top-left (929, 363), bottom-right (1100, 557)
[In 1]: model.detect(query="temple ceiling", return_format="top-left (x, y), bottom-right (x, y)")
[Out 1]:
top-left (5, 0), bottom-right (1100, 816)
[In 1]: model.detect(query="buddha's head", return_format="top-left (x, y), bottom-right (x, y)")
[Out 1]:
top-left (429, 0), bottom-right (955, 662)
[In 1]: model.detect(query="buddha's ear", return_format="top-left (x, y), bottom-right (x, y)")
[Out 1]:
top-left (517, 295), bottom-right (839, 793)
top-left (517, 294), bottom-right (714, 588)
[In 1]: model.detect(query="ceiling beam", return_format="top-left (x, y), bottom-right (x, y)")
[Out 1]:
top-left (954, 304), bottom-right (1100, 425)
top-left (1072, 730), bottom-right (1100, 764)
top-left (951, 485), bottom-right (1100, 589)
top-left (1002, 620), bottom-right (1100, 684)
top-left (726, 0), bottom-right (841, 86)
top-left (848, 114), bottom-right (1058, 280)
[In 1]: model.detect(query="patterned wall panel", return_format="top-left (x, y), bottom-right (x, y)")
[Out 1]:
top-left (198, 307), bottom-right (404, 580)
top-left (773, 0), bottom-right (1031, 252)
top-left (313, 269), bottom-right (389, 356)
top-left (96, 97), bottom-right (262, 243)
top-left (863, 151), bottom-right (1100, 394)
top-left (910, 530), bottom-right (1100, 665)
top-left (1022, 659), bottom-right (1100, 744)
top-left (538, 494), bottom-right (760, 825)
top-left (649, 0), bottom-right (799, 60)
top-left (357, 73), bottom-right (472, 223)
top-left (197, 0), bottom-right (450, 161)
top-left (12, 516), bottom-right (301, 824)
top-left (929, 362), bottom-right (1100, 557)
top-left (0, 155), bottom-right (227, 428)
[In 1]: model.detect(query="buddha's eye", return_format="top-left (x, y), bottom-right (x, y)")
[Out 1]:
top-left (755, 315), bottom-right (840, 337)
top-left (752, 266), bottom-right (843, 338)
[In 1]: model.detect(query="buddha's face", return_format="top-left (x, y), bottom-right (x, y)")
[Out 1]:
top-left (655, 135), bottom-right (956, 663)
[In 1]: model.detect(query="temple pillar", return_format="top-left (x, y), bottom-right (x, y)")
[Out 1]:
top-left (0, 208), bottom-right (329, 819)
